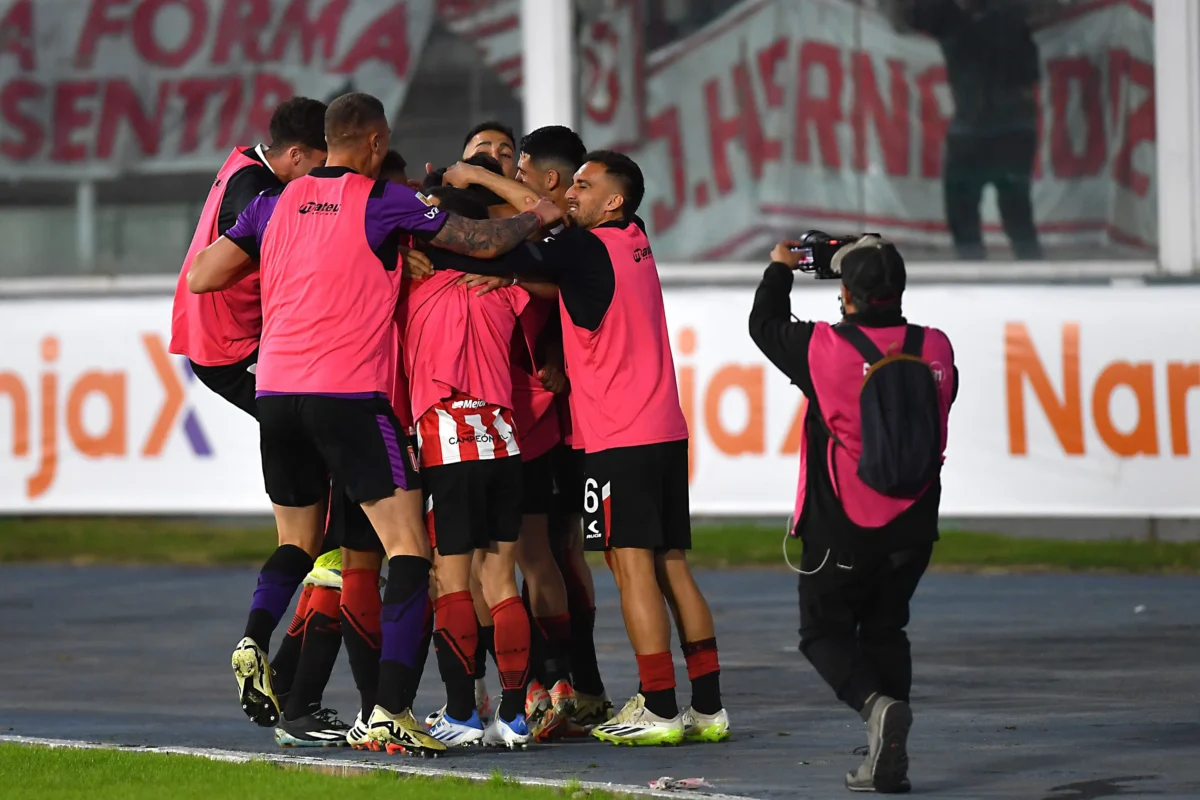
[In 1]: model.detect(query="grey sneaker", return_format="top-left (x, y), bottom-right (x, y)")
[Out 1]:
top-left (846, 695), bottom-right (912, 793)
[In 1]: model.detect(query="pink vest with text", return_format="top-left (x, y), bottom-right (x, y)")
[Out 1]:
top-left (794, 321), bottom-right (955, 529)
top-left (559, 223), bottom-right (689, 453)
top-left (169, 147), bottom-right (263, 366)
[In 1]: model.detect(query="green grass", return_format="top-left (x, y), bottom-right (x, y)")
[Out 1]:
top-left (0, 744), bottom-right (606, 800)
top-left (2, 516), bottom-right (1199, 573)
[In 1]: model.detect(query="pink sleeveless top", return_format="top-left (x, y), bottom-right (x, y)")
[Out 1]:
top-left (794, 321), bottom-right (955, 529)
top-left (169, 147), bottom-right (263, 366)
top-left (398, 270), bottom-right (529, 423)
top-left (256, 173), bottom-right (400, 394)
top-left (559, 223), bottom-right (689, 453)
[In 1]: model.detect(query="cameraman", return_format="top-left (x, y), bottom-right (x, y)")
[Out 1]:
top-left (748, 235), bottom-right (958, 794)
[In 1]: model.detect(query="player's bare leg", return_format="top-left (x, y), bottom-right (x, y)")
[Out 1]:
top-left (655, 550), bottom-right (728, 741)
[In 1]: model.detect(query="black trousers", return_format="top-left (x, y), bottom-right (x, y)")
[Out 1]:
top-left (798, 544), bottom-right (932, 714)
top-left (943, 129), bottom-right (1042, 260)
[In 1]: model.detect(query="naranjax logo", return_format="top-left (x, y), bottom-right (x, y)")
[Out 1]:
top-left (298, 201), bottom-right (340, 215)
top-left (1, 334), bottom-right (211, 499)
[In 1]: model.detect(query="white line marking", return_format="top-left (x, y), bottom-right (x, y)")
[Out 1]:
top-left (0, 735), bottom-right (761, 800)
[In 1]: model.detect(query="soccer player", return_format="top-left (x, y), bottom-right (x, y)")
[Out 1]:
top-left (462, 120), bottom-right (517, 179)
top-left (396, 186), bottom-right (534, 749)
top-left (427, 151), bottom-right (730, 746)
top-left (188, 92), bottom-right (562, 755)
top-left (167, 97), bottom-right (353, 744)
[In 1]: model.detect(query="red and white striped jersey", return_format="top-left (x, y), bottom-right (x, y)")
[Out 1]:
top-left (416, 392), bottom-right (521, 467)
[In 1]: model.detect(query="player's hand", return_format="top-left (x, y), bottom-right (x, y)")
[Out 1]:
top-left (400, 247), bottom-right (433, 279)
top-left (458, 273), bottom-right (513, 295)
top-left (443, 161), bottom-right (486, 189)
top-left (538, 363), bottom-right (569, 394)
top-left (530, 195), bottom-right (565, 228)
top-left (771, 240), bottom-right (807, 269)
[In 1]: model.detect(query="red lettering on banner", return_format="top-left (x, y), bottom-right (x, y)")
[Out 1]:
top-left (1048, 56), bottom-right (1106, 179)
top-left (0, 0), bottom-right (36, 71)
top-left (133, 0), bottom-right (209, 68)
top-left (0, 80), bottom-right (44, 160)
top-left (1109, 49), bottom-right (1155, 197)
top-left (177, 78), bottom-right (229, 153)
top-left (705, 62), bottom-right (778, 195)
top-left (795, 41), bottom-right (842, 170)
top-left (52, 81), bottom-right (100, 162)
top-left (757, 38), bottom-right (788, 109)
top-left (213, 0), bottom-right (272, 65)
top-left (850, 54), bottom-right (909, 177)
top-left (96, 80), bottom-right (169, 158)
top-left (77, 0), bottom-right (134, 69)
top-left (915, 65), bottom-right (947, 179)
top-left (335, 2), bottom-right (408, 76)
top-left (239, 73), bottom-right (296, 143)
top-left (268, 0), bottom-right (350, 63)
top-left (647, 106), bottom-right (686, 233)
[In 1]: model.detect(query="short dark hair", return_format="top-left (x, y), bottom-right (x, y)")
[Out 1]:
top-left (520, 126), bottom-right (587, 175)
top-left (426, 186), bottom-right (490, 220)
top-left (269, 97), bottom-right (327, 151)
top-left (583, 150), bottom-right (645, 219)
top-left (325, 92), bottom-right (387, 146)
top-left (464, 153), bottom-right (504, 176)
top-left (462, 120), bottom-right (515, 150)
top-left (380, 149), bottom-right (407, 178)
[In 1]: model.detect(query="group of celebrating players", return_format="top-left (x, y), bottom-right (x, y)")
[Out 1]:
top-left (169, 92), bottom-right (730, 756)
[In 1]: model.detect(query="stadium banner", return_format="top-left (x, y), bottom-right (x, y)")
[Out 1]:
top-left (2, 284), bottom-right (1199, 517)
top-left (624, 0), bottom-right (1155, 259)
top-left (0, 0), bottom-right (436, 180)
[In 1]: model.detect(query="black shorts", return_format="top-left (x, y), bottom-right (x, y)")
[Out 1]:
top-left (327, 479), bottom-right (382, 553)
top-left (191, 349), bottom-right (258, 417)
top-left (520, 449), bottom-right (558, 515)
top-left (552, 445), bottom-right (585, 515)
top-left (423, 458), bottom-right (522, 557)
top-left (582, 439), bottom-right (691, 552)
top-left (257, 394), bottom-right (419, 508)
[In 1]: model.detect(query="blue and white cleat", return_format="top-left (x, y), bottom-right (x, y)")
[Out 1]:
top-left (482, 713), bottom-right (532, 749)
top-left (428, 709), bottom-right (485, 748)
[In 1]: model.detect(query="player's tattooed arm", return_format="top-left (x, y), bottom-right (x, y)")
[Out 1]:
top-left (429, 196), bottom-right (564, 258)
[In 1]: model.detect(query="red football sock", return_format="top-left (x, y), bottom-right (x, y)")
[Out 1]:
top-left (340, 569), bottom-right (382, 717)
top-left (490, 596), bottom-right (531, 722)
top-left (682, 638), bottom-right (722, 715)
top-left (434, 591), bottom-right (478, 721)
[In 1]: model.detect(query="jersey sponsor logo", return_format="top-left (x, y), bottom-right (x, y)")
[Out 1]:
top-left (297, 201), bottom-right (340, 215)
top-left (423, 206), bottom-right (441, 220)
top-left (448, 431), bottom-right (510, 446)
top-left (450, 398), bottom-right (488, 410)
top-left (632, 245), bottom-right (653, 263)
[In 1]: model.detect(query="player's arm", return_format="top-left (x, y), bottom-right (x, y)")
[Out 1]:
top-left (376, 181), bottom-right (562, 258)
top-left (443, 162), bottom-right (543, 214)
top-left (188, 192), bottom-right (276, 293)
top-left (216, 164), bottom-right (277, 235)
top-left (748, 241), bottom-right (817, 394)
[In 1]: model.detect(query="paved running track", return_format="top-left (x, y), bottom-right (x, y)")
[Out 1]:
top-left (2, 565), bottom-right (1198, 799)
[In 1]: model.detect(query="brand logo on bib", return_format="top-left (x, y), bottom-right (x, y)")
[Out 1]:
top-left (298, 201), bottom-right (340, 215)
top-left (632, 245), bottom-right (652, 263)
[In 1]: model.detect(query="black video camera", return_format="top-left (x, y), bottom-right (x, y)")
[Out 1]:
top-left (789, 231), bottom-right (879, 280)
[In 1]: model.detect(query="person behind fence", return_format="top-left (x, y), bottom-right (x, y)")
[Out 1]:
top-left (748, 234), bottom-right (958, 794)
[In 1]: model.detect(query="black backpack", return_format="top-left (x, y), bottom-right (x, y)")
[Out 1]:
top-left (832, 323), bottom-right (942, 498)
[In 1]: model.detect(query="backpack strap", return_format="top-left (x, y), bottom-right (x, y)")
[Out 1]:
top-left (832, 323), bottom-right (885, 364)
top-left (901, 324), bottom-right (926, 357)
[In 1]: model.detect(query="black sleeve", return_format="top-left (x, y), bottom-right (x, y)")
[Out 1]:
top-left (217, 164), bottom-right (279, 236)
top-left (952, 365), bottom-right (960, 404)
top-left (905, 0), bottom-right (960, 37)
top-left (748, 261), bottom-right (817, 397)
top-left (427, 228), bottom-right (616, 332)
